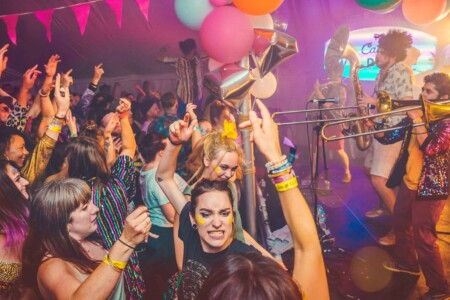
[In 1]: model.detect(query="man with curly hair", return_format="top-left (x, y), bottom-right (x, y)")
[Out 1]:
top-left (357, 30), bottom-right (414, 246)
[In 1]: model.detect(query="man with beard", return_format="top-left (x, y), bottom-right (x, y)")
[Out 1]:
top-left (357, 29), bottom-right (414, 246)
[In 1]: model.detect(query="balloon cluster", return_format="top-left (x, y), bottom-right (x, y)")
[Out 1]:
top-left (174, 0), bottom-right (298, 99)
top-left (355, 0), bottom-right (450, 25)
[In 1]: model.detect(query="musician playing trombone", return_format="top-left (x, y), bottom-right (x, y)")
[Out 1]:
top-left (356, 30), bottom-right (414, 246)
top-left (367, 73), bottom-right (450, 300)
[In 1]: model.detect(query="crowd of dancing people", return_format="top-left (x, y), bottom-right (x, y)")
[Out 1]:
top-left (0, 44), bottom-right (328, 300)
top-left (1, 27), bottom-right (450, 300)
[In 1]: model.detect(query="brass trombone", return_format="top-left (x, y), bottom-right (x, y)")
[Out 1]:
top-left (271, 104), bottom-right (372, 126)
top-left (321, 98), bottom-right (450, 142)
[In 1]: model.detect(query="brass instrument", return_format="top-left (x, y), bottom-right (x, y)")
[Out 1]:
top-left (321, 98), bottom-right (450, 141)
top-left (272, 105), bottom-right (359, 126)
top-left (345, 43), bottom-right (375, 151)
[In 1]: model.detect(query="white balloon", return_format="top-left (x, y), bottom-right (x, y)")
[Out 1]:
top-left (251, 71), bottom-right (277, 99)
top-left (248, 14), bottom-right (274, 30)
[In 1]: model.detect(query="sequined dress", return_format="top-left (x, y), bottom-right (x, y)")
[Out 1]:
top-left (0, 261), bottom-right (23, 299)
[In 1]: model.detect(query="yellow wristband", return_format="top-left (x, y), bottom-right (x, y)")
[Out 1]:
top-left (275, 176), bottom-right (298, 192)
top-left (103, 254), bottom-right (127, 271)
top-left (48, 125), bottom-right (62, 133)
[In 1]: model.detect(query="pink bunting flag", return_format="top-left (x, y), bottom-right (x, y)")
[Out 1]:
top-left (1, 15), bottom-right (18, 45)
top-left (72, 3), bottom-right (91, 36)
top-left (135, 0), bottom-right (150, 21)
top-left (35, 9), bottom-right (55, 42)
top-left (105, 0), bottom-right (123, 28)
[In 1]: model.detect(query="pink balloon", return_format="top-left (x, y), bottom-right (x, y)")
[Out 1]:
top-left (209, 0), bottom-right (231, 6)
top-left (200, 6), bottom-right (254, 64)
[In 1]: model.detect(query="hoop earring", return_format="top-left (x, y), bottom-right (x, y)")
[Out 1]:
top-left (192, 224), bottom-right (198, 230)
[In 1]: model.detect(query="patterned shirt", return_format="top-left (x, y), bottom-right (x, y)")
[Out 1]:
top-left (22, 134), bottom-right (56, 186)
top-left (163, 56), bottom-right (206, 104)
top-left (6, 104), bottom-right (28, 132)
top-left (88, 155), bottom-right (144, 299)
top-left (375, 62), bottom-right (413, 125)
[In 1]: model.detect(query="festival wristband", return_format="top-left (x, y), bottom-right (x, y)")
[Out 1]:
top-left (103, 254), bottom-right (126, 272)
top-left (275, 176), bottom-right (298, 192)
top-left (48, 125), bottom-right (62, 133)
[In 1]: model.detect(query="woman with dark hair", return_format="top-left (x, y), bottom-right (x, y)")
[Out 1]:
top-left (22, 178), bottom-right (151, 299)
top-left (0, 159), bottom-right (31, 299)
top-left (198, 253), bottom-right (303, 300)
top-left (64, 98), bottom-right (145, 299)
top-left (156, 116), bottom-right (284, 299)
top-left (199, 99), bottom-right (329, 300)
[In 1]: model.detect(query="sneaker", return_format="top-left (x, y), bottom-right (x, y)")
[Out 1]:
top-left (365, 208), bottom-right (388, 218)
top-left (383, 260), bottom-right (420, 276)
top-left (418, 291), bottom-right (450, 300)
top-left (378, 231), bottom-right (396, 246)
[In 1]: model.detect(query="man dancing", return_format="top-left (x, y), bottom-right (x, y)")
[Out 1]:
top-left (357, 29), bottom-right (414, 245)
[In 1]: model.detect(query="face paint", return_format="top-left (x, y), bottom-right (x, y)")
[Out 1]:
top-left (195, 214), bottom-right (206, 225)
top-left (214, 166), bottom-right (221, 174)
top-left (228, 213), bottom-right (233, 224)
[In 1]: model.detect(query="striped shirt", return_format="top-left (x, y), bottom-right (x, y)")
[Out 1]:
top-left (89, 155), bottom-right (144, 299)
top-left (163, 56), bottom-right (206, 104)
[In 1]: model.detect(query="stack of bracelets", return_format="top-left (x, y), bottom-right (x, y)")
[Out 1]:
top-left (266, 154), bottom-right (298, 192)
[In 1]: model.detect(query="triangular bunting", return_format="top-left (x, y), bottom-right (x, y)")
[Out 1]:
top-left (1, 15), bottom-right (18, 45)
top-left (135, 0), bottom-right (150, 22)
top-left (72, 3), bottom-right (91, 36)
top-left (35, 9), bottom-right (55, 42)
top-left (105, 0), bottom-right (123, 28)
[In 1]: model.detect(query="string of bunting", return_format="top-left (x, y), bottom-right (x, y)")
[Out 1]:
top-left (0, 0), bottom-right (150, 44)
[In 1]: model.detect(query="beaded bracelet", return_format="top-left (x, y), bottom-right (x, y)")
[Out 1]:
top-left (103, 254), bottom-right (126, 272)
top-left (268, 166), bottom-right (293, 178)
top-left (275, 176), bottom-right (298, 192)
top-left (265, 155), bottom-right (287, 168)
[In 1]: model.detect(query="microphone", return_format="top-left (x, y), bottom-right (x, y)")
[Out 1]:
top-left (311, 97), bottom-right (339, 104)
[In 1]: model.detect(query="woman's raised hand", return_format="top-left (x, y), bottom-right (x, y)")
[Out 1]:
top-left (239, 99), bottom-right (282, 162)
top-left (168, 114), bottom-right (198, 145)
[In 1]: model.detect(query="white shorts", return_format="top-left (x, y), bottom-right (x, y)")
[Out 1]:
top-left (364, 139), bottom-right (402, 178)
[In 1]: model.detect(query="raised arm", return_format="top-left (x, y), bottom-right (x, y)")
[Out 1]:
top-left (156, 115), bottom-right (197, 214)
top-left (38, 206), bottom-right (151, 300)
top-left (0, 44), bottom-right (9, 79)
top-left (116, 98), bottom-right (136, 158)
top-left (186, 103), bottom-right (202, 147)
top-left (79, 64), bottom-right (104, 116)
top-left (103, 113), bottom-right (120, 166)
top-left (17, 65), bottom-right (41, 108)
top-left (241, 99), bottom-right (329, 300)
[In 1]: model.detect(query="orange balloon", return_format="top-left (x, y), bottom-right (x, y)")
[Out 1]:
top-left (233, 0), bottom-right (284, 16)
top-left (402, 0), bottom-right (447, 25)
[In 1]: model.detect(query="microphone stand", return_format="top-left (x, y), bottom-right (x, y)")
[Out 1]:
top-left (309, 101), bottom-right (334, 249)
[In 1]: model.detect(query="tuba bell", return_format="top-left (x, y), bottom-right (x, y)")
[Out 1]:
top-left (342, 43), bottom-right (374, 151)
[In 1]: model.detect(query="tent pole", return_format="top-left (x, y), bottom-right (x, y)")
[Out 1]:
top-left (238, 92), bottom-right (257, 238)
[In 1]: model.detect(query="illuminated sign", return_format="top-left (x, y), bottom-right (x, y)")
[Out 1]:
top-left (324, 26), bottom-right (437, 81)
